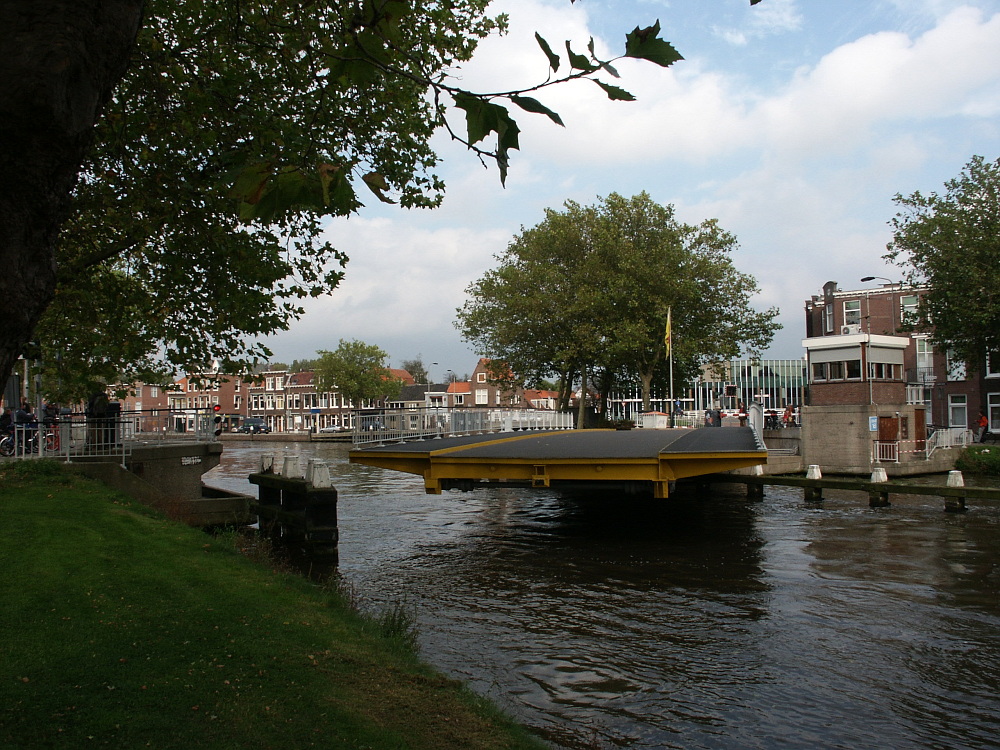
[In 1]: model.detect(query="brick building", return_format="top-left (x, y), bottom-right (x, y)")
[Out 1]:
top-left (804, 280), bottom-right (997, 431)
top-left (800, 279), bottom-right (994, 474)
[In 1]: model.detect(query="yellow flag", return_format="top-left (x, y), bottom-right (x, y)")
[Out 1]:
top-left (664, 307), bottom-right (672, 359)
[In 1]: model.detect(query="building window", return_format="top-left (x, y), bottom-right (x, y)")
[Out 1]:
top-left (475, 388), bottom-right (488, 405)
top-left (869, 362), bottom-right (898, 380)
top-left (828, 361), bottom-right (844, 380)
top-left (946, 349), bottom-right (966, 381)
top-left (476, 372), bottom-right (487, 383)
top-left (811, 362), bottom-right (827, 381)
top-left (845, 359), bottom-right (862, 379)
top-left (843, 300), bottom-right (861, 327)
top-left (989, 393), bottom-right (1000, 431)
top-left (948, 394), bottom-right (967, 429)
top-left (900, 295), bottom-right (919, 326)
top-left (150, 386), bottom-right (159, 398)
top-left (824, 302), bottom-right (834, 333)
top-left (266, 377), bottom-right (274, 391)
top-left (915, 337), bottom-right (934, 382)
top-left (136, 385), bottom-right (143, 398)
top-left (454, 394), bottom-right (465, 405)
top-left (987, 350), bottom-right (1000, 378)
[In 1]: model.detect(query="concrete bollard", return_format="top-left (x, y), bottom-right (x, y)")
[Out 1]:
top-left (806, 464), bottom-right (822, 480)
top-left (306, 459), bottom-right (332, 488)
top-left (870, 467), bottom-right (888, 483)
top-left (282, 455), bottom-right (304, 479)
top-left (260, 454), bottom-right (275, 474)
top-left (945, 470), bottom-right (967, 513)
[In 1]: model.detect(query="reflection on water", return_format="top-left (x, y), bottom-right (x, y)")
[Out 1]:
top-left (206, 441), bottom-right (1000, 749)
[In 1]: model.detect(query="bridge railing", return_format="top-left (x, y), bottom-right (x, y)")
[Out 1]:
top-left (2, 408), bottom-right (223, 466)
top-left (352, 407), bottom-right (575, 447)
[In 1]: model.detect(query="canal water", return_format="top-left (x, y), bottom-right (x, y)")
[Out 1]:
top-left (205, 440), bottom-right (1000, 749)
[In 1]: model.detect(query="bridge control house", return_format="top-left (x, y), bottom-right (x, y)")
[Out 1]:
top-left (801, 280), bottom-right (992, 474)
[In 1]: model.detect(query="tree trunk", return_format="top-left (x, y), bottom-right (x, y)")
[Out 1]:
top-left (639, 369), bottom-right (653, 413)
top-left (0, 1), bottom-right (144, 385)
top-left (576, 363), bottom-right (588, 428)
top-left (558, 368), bottom-right (575, 411)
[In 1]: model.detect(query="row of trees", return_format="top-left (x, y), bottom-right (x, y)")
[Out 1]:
top-left (7, 0), bottom-right (991, 405)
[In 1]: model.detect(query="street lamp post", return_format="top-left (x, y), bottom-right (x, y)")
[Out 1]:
top-left (860, 276), bottom-right (901, 333)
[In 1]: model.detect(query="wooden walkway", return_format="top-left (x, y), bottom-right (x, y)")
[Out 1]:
top-left (349, 427), bottom-right (767, 498)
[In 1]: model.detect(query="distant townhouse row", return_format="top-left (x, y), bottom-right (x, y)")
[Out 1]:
top-left (118, 358), bottom-right (562, 434)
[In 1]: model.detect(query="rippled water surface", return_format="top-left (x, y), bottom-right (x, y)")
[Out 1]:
top-left (205, 441), bottom-right (1000, 749)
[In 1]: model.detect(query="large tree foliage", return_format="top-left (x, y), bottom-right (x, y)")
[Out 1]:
top-left (314, 339), bottom-right (401, 408)
top-left (0, 0), bottom-right (143, 396)
top-left (33, 0), bottom-right (505, 400)
top-left (1, 0), bottom-right (763, 401)
top-left (886, 155), bottom-right (1000, 371)
top-left (456, 192), bottom-right (780, 411)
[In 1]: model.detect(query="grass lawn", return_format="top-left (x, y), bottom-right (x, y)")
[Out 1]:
top-left (0, 460), bottom-right (544, 749)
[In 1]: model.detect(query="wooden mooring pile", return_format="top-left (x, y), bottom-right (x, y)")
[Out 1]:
top-left (249, 455), bottom-right (338, 565)
top-left (705, 466), bottom-right (1000, 513)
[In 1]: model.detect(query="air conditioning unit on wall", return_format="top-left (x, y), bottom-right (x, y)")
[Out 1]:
top-left (841, 324), bottom-right (860, 335)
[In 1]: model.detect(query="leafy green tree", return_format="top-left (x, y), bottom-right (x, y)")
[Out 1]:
top-left (314, 339), bottom-right (401, 408)
top-left (400, 358), bottom-right (430, 385)
top-left (456, 192), bottom-right (780, 412)
top-left (1, 0), bottom-right (759, 399)
top-left (886, 155), bottom-right (1000, 370)
top-left (289, 358), bottom-right (320, 373)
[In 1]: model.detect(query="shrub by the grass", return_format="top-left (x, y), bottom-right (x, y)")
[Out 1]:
top-left (955, 444), bottom-right (1000, 476)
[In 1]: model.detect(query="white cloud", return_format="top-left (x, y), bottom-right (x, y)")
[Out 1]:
top-left (263, 1), bottom-right (1000, 368)
top-left (714, 0), bottom-right (804, 46)
top-left (757, 7), bottom-right (1000, 156)
top-left (262, 217), bottom-right (511, 369)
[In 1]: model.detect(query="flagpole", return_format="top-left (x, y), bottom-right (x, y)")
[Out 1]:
top-left (666, 307), bottom-right (675, 427)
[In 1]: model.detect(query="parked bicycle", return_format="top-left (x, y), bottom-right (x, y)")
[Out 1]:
top-left (0, 428), bottom-right (14, 457)
top-left (0, 424), bottom-right (59, 457)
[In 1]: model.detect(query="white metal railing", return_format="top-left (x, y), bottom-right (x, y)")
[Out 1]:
top-left (2, 416), bottom-right (131, 466)
top-left (0, 409), bottom-right (223, 466)
top-left (873, 440), bottom-right (899, 463)
top-left (352, 407), bottom-right (574, 447)
top-left (925, 427), bottom-right (974, 458)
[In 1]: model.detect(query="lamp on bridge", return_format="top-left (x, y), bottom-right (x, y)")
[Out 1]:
top-left (860, 275), bottom-right (902, 333)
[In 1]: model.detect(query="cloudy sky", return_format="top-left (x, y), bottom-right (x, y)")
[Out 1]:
top-left (262, 0), bottom-right (1000, 382)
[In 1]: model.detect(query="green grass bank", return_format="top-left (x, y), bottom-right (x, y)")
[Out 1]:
top-left (0, 461), bottom-right (544, 749)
